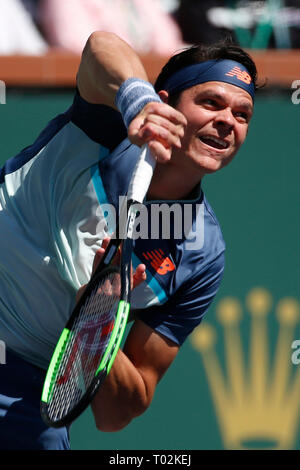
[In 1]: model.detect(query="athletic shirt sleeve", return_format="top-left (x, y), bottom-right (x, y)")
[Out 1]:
top-left (135, 250), bottom-right (225, 346)
top-left (71, 89), bottom-right (127, 150)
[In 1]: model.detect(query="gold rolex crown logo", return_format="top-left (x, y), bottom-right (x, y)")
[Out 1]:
top-left (190, 287), bottom-right (300, 450)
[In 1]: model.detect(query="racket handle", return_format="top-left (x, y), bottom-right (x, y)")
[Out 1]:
top-left (127, 144), bottom-right (156, 203)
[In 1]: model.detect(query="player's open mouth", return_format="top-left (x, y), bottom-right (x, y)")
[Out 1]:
top-left (199, 135), bottom-right (229, 150)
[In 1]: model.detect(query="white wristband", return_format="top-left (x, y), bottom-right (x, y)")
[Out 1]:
top-left (115, 78), bottom-right (161, 128)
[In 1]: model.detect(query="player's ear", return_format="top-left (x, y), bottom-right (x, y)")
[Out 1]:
top-left (158, 90), bottom-right (169, 103)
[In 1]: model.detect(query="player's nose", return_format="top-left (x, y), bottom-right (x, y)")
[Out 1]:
top-left (215, 107), bottom-right (234, 129)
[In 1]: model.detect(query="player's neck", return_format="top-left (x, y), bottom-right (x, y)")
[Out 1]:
top-left (147, 163), bottom-right (203, 201)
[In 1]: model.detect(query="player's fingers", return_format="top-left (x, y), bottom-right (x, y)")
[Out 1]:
top-left (138, 121), bottom-right (182, 151)
top-left (132, 263), bottom-right (146, 289)
top-left (92, 249), bottom-right (105, 274)
top-left (91, 237), bottom-right (111, 274)
top-left (128, 102), bottom-right (186, 159)
top-left (147, 140), bottom-right (173, 163)
top-left (142, 113), bottom-right (185, 139)
top-left (142, 101), bottom-right (187, 127)
top-left (101, 237), bottom-right (111, 251)
top-left (129, 112), bottom-right (186, 142)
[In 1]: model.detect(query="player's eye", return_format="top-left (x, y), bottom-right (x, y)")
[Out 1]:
top-left (235, 111), bottom-right (249, 123)
top-left (203, 98), bottom-right (218, 107)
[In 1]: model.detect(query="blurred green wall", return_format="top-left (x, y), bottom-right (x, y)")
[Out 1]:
top-left (0, 89), bottom-right (299, 450)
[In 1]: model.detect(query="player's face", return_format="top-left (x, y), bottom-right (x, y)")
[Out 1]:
top-left (171, 81), bottom-right (253, 176)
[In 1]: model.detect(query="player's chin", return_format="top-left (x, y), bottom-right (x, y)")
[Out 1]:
top-left (199, 154), bottom-right (232, 174)
top-left (204, 147), bottom-right (238, 173)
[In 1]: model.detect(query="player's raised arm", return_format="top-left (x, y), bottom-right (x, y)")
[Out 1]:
top-left (76, 31), bottom-right (187, 163)
top-left (77, 31), bottom-right (148, 107)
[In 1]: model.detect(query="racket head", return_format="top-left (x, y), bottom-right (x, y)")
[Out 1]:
top-left (40, 265), bottom-right (130, 428)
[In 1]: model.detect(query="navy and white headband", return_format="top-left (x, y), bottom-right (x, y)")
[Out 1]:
top-left (161, 59), bottom-right (255, 101)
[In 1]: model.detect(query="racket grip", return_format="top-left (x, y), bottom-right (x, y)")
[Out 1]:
top-left (127, 144), bottom-right (156, 203)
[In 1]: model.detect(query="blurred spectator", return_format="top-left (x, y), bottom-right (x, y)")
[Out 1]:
top-left (159, 0), bottom-right (180, 13)
top-left (37, 0), bottom-right (185, 55)
top-left (173, 0), bottom-right (300, 49)
top-left (0, 0), bottom-right (47, 54)
top-left (174, 1), bottom-right (230, 45)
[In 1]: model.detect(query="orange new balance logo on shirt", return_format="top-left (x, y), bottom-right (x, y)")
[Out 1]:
top-left (225, 66), bottom-right (252, 85)
top-left (143, 249), bottom-right (175, 276)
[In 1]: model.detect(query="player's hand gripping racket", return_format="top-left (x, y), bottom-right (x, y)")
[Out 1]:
top-left (40, 144), bottom-right (155, 428)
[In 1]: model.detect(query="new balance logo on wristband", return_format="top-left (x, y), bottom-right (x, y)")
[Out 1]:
top-left (143, 249), bottom-right (175, 275)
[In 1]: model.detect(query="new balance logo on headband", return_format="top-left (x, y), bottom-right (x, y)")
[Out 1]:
top-left (225, 66), bottom-right (252, 85)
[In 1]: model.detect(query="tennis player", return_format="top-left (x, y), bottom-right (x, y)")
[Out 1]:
top-left (0, 31), bottom-right (257, 449)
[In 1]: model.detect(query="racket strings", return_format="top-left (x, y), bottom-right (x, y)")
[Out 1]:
top-left (47, 270), bottom-right (121, 421)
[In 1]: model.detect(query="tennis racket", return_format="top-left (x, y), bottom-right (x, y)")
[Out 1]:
top-left (40, 144), bottom-right (155, 428)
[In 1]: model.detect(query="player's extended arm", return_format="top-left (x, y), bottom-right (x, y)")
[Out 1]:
top-left (77, 31), bottom-right (186, 163)
top-left (91, 320), bottom-right (179, 432)
top-left (84, 243), bottom-right (179, 432)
